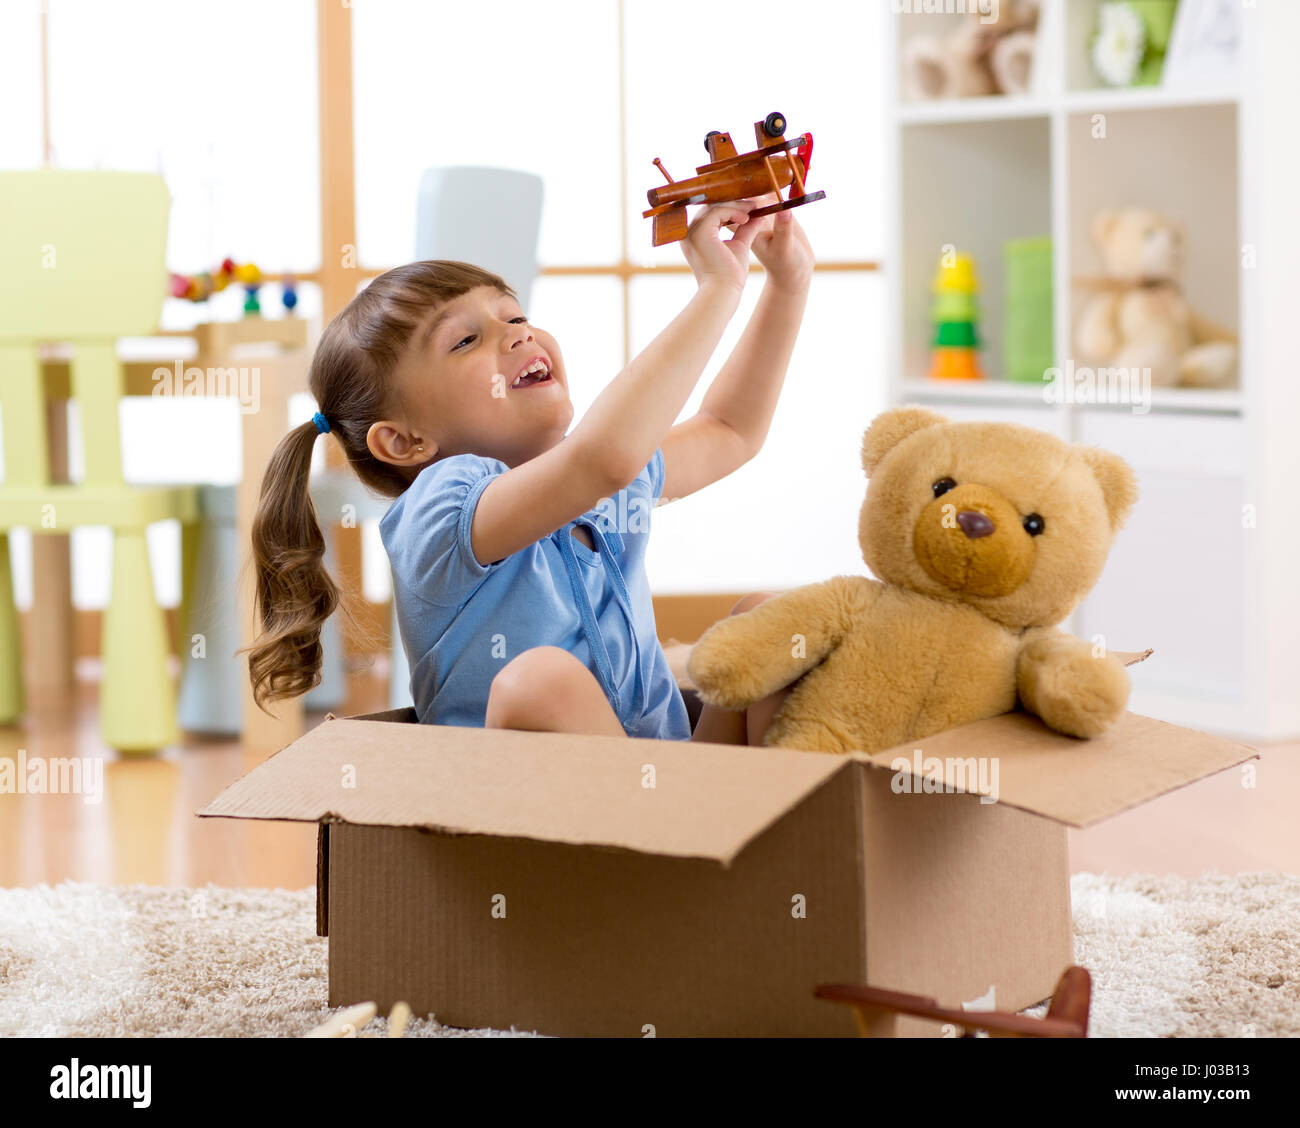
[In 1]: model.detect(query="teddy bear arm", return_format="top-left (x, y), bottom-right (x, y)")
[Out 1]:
top-left (1188, 310), bottom-right (1239, 346)
top-left (1016, 633), bottom-right (1130, 739)
top-left (1180, 314), bottom-right (1239, 388)
top-left (1178, 342), bottom-right (1238, 389)
top-left (1076, 293), bottom-right (1122, 359)
top-left (687, 577), bottom-right (872, 711)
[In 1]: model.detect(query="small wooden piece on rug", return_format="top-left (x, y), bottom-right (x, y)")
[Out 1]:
top-left (305, 1000), bottom-right (412, 1038)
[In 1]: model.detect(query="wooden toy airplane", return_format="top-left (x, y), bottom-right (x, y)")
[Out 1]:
top-left (643, 110), bottom-right (826, 246)
top-left (815, 965), bottom-right (1092, 1038)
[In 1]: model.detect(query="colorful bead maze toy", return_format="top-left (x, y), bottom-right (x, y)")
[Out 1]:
top-left (167, 258), bottom-right (298, 317)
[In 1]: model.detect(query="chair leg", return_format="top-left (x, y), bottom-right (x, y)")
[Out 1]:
top-left (0, 532), bottom-right (25, 723)
top-left (177, 509), bottom-right (242, 735)
top-left (173, 517), bottom-right (202, 664)
top-left (389, 596), bottom-right (412, 711)
top-left (101, 529), bottom-right (176, 753)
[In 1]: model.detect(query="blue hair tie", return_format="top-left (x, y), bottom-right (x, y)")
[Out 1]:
top-left (312, 411), bottom-right (330, 434)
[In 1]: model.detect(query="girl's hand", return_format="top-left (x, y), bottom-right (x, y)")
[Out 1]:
top-left (746, 192), bottom-right (815, 292)
top-left (680, 200), bottom-right (762, 297)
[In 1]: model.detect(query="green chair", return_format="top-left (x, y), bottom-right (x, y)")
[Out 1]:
top-left (0, 170), bottom-right (199, 752)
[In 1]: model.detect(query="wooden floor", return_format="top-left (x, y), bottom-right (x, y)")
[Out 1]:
top-left (1, 663), bottom-right (1296, 888)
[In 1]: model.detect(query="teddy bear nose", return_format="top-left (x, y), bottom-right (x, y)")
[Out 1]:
top-left (957, 510), bottom-right (995, 539)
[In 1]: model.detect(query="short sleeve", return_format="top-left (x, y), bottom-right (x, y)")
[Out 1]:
top-left (381, 452), bottom-right (510, 607)
top-left (621, 447), bottom-right (664, 504)
top-left (590, 448), bottom-right (662, 547)
top-left (647, 446), bottom-right (665, 501)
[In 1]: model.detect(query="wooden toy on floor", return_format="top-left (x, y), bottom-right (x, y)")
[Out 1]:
top-left (642, 110), bottom-right (826, 246)
top-left (815, 965), bottom-right (1092, 1038)
top-left (305, 1000), bottom-right (411, 1038)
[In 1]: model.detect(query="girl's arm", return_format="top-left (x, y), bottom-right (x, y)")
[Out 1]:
top-left (469, 201), bottom-right (762, 567)
top-left (660, 203), bottom-right (814, 501)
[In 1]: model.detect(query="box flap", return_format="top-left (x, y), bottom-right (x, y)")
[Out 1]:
top-left (862, 710), bottom-right (1256, 828)
top-left (197, 718), bottom-right (850, 865)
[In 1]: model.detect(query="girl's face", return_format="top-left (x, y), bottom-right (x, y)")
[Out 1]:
top-left (374, 284), bottom-right (573, 469)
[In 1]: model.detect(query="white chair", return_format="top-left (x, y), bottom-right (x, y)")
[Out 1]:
top-left (415, 166), bottom-right (544, 311)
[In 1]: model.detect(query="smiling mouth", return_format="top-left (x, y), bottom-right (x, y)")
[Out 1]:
top-left (512, 371), bottom-right (553, 389)
top-left (510, 358), bottom-right (555, 390)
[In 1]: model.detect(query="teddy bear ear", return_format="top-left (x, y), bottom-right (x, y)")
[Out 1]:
top-left (1080, 445), bottom-right (1138, 530)
top-left (861, 407), bottom-right (948, 476)
top-left (1091, 210), bottom-right (1120, 247)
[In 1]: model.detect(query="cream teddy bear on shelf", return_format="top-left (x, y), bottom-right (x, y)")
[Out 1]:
top-left (1075, 208), bottom-right (1238, 389)
top-left (901, 0), bottom-right (1040, 101)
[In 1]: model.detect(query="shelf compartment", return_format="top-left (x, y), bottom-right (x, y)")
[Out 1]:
top-left (1065, 102), bottom-right (1240, 392)
top-left (900, 116), bottom-right (1052, 390)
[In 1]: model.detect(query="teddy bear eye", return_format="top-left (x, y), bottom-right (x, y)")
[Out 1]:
top-left (1023, 513), bottom-right (1045, 536)
top-left (932, 477), bottom-right (957, 498)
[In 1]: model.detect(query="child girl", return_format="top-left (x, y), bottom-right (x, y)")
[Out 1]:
top-left (246, 194), bottom-right (814, 744)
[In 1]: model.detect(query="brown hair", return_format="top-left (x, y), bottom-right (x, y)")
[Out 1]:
top-left (242, 260), bottom-right (517, 712)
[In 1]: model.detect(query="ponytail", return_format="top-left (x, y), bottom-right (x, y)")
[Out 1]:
top-left (242, 420), bottom-right (377, 713)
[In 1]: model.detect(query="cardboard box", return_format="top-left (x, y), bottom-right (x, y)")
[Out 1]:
top-left (200, 705), bottom-right (1254, 1037)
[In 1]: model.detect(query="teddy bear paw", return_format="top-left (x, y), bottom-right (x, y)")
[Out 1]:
top-left (764, 711), bottom-right (853, 755)
top-left (686, 631), bottom-right (766, 711)
top-left (1029, 650), bottom-right (1130, 738)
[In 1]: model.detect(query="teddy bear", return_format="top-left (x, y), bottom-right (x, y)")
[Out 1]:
top-left (1075, 207), bottom-right (1238, 389)
top-left (901, 0), bottom-right (1040, 101)
top-left (686, 407), bottom-right (1140, 755)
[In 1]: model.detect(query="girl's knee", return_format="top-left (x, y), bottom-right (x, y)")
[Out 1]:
top-left (729, 591), bottom-right (777, 616)
top-left (486, 646), bottom-right (602, 726)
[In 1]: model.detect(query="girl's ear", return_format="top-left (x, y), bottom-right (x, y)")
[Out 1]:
top-left (861, 407), bottom-right (948, 476)
top-left (367, 420), bottom-right (435, 467)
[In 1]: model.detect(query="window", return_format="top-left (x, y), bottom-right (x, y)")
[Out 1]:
top-left (353, 0), bottom-right (891, 589)
top-left (3, 0), bottom-right (891, 603)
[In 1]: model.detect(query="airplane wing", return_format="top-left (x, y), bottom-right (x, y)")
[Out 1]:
top-left (651, 207), bottom-right (689, 247)
top-left (694, 134), bottom-right (810, 176)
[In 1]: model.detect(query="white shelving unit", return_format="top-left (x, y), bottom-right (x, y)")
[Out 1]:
top-left (884, 0), bottom-right (1300, 741)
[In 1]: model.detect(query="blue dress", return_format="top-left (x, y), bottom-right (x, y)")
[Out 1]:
top-left (378, 446), bottom-right (692, 740)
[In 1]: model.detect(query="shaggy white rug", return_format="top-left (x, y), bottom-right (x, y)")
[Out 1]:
top-left (0, 872), bottom-right (1295, 1037)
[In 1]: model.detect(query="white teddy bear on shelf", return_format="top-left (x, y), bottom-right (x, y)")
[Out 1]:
top-left (900, 0), bottom-right (1040, 101)
top-left (1075, 207), bottom-right (1238, 390)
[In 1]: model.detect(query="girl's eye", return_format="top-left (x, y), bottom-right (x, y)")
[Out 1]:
top-left (453, 317), bottom-right (529, 351)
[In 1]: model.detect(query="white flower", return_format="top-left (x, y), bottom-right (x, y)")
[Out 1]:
top-left (1092, 2), bottom-right (1147, 87)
